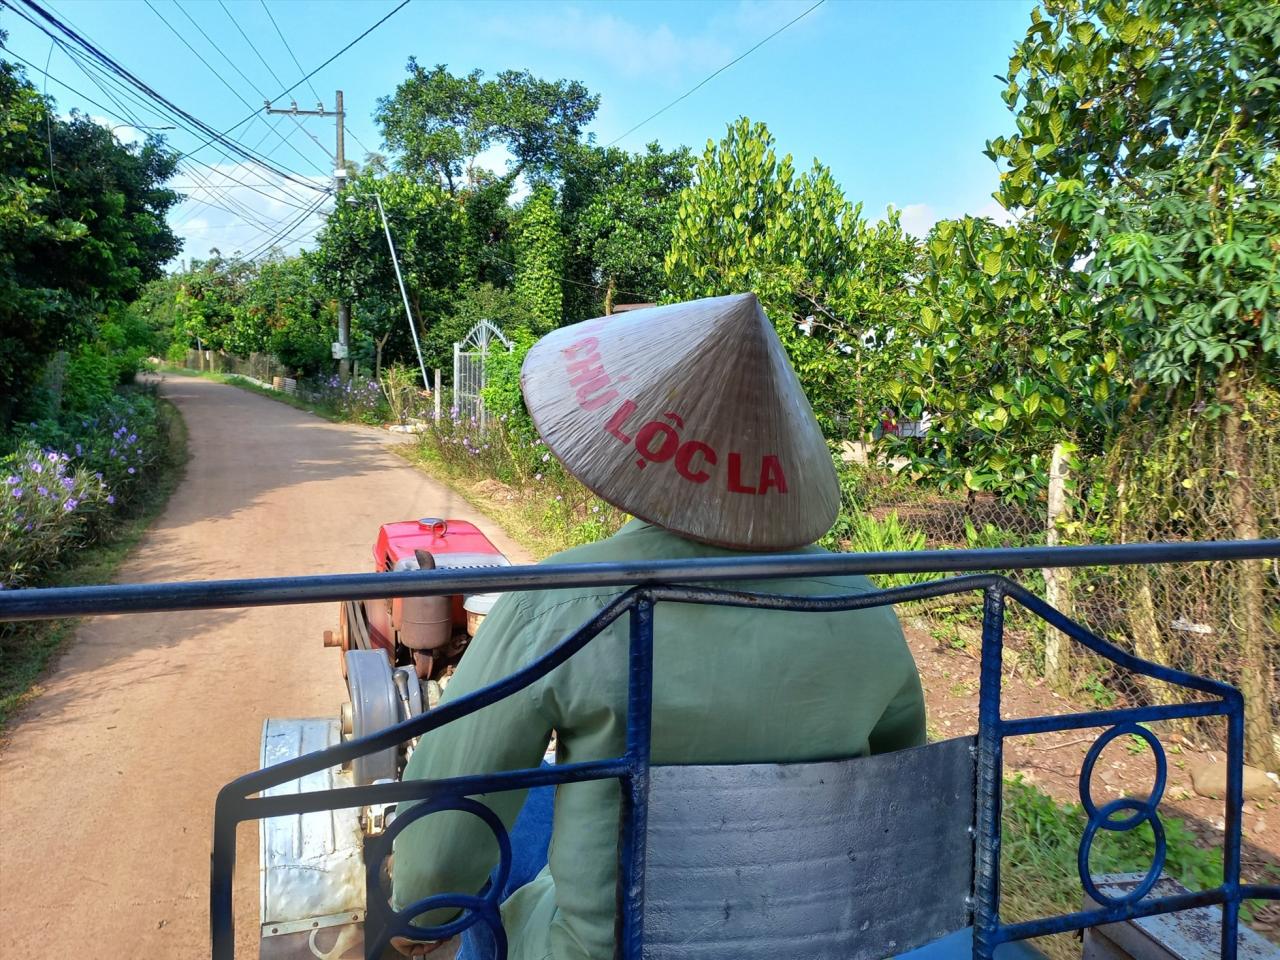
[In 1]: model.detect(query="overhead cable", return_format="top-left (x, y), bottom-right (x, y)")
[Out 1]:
top-left (258, 0), bottom-right (322, 106)
top-left (143, 0), bottom-right (329, 176)
top-left (605, 0), bottom-right (825, 147)
top-left (189, 0), bottom-right (410, 161)
top-left (7, 0), bottom-right (328, 191)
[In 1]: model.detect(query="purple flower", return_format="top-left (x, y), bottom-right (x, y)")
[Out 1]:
top-left (23, 524), bottom-right (31, 532)
top-left (46, 451), bottom-right (59, 463)
top-left (37, 486), bottom-right (48, 497)
top-left (4, 476), bottom-right (17, 486)
top-left (11, 488), bottom-right (22, 499)
top-left (75, 443), bottom-right (82, 455)
top-left (110, 448), bottom-right (118, 457)
top-left (94, 472), bottom-right (103, 482)
top-left (63, 499), bottom-right (78, 512)
top-left (106, 494), bottom-right (115, 505)
top-left (127, 467), bottom-right (136, 475)
top-left (29, 462), bottom-right (42, 474)
top-left (126, 433), bottom-right (137, 445)
top-left (61, 477), bottom-right (74, 489)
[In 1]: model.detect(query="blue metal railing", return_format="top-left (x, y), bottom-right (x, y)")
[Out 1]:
top-left (1, 540), bottom-right (1278, 959)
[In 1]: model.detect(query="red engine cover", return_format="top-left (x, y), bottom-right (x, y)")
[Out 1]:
top-left (374, 518), bottom-right (505, 571)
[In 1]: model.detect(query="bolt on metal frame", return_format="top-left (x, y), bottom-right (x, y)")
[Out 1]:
top-left (1, 540), bottom-right (1278, 959)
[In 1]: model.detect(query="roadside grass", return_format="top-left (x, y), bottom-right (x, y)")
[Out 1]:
top-left (156, 366), bottom-right (345, 422)
top-left (0, 398), bottom-right (188, 732)
top-left (999, 775), bottom-right (1278, 960)
top-left (156, 366), bottom-right (384, 427)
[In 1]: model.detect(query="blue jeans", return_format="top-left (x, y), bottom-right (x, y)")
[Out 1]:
top-left (456, 780), bottom-right (555, 960)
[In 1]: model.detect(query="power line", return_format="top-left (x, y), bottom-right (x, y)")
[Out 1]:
top-left (3, 39), bottom-right (322, 229)
top-left (258, 0), bottom-right (321, 106)
top-left (7, 0), bottom-right (329, 192)
top-left (34, 35), bottom-right (321, 213)
top-left (234, 191), bottom-right (331, 262)
top-left (143, 0), bottom-right (329, 177)
top-left (605, 0), bottom-right (825, 148)
top-left (345, 125), bottom-right (375, 161)
top-left (25, 1), bottom-right (316, 199)
top-left (219, 0), bottom-right (284, 90)
top-left (213, 0), bottom-right (333, 163)
top-left (213, 0), bottom-right (410, 149)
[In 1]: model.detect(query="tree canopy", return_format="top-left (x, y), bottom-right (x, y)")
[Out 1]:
top-left (1, 46), bottom-right (180, 423)
top-left (375, 61), bottom-right (599, 190)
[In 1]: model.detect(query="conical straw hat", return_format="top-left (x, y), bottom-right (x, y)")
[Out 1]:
top-left (520, 293), bottom-right (839, 550)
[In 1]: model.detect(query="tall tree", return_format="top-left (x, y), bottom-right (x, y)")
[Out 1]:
top-left (314, 170), bottom-right (469, 372)
top-left (1, 47), bottom-right (180, 424)
top-left (987, 0), bottom-right (1280, 766)
top-left (513, 184), bottom-right (564, 334)
top-left (665, 118), bottom-right (922, 436)
top-left (561, 142), bottom-right (692, 320)
top-left (375, 61), bottom-right (598, 190)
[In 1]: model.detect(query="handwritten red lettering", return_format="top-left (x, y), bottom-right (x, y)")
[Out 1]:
top-left (577, 383), bottom-right (618, 411)
top-left (567, 356), bottom-right (604, 386)
top-left (562, 337), bottom-right (598, 359)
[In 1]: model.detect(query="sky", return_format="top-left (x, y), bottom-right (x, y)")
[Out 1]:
top-left (0, 0), bottom-right (1035, 266)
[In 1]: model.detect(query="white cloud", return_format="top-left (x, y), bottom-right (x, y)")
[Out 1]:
top-left (896, 203), bottom-right (938, 238)
top-left (971, 198), bottom-right (1014, 226)
top-left (480, 5), bottom-right (733, 81)
top-left (889, 198), bottom-right (1016, 238)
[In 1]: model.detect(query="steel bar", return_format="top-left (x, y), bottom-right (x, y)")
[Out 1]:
top-left (3, 539), bottom-right (1278, 622)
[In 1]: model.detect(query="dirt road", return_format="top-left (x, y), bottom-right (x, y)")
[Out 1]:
top-left (0, 374), bottom-right (528, 959)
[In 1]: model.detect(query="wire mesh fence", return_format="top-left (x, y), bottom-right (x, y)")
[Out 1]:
top-left (836, 386), bottom-right (1280, 768)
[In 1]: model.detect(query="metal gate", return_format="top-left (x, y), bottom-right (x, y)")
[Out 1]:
top-left (452, 319), bottom-right (513, 431)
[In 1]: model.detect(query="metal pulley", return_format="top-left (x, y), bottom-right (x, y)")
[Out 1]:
top-left (343, 649), bottom-right (400, 786)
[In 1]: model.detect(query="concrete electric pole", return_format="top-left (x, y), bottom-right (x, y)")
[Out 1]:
top-left (265, 90), bottom-right (349, 379)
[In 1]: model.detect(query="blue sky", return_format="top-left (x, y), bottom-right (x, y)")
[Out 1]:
top-left (1, 0), bottom-right (1034, 264)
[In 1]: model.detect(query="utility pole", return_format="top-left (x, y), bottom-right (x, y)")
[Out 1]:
top-left (265, 90), bottom-right (349, 379)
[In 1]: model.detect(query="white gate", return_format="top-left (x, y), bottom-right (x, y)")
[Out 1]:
top-left (452, 319), bottom-right (513, 431)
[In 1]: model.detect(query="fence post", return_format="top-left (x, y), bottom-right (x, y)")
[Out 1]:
top-left (433, 369), bottom-right (442, 421)
top-left (1043, 442), bottom-right (1073, 690)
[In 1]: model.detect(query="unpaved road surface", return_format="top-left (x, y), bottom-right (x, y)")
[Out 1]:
top-left (0, 375), bottom-right (528, 959)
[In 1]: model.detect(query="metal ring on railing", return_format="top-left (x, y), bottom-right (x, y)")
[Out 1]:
top-left (1077, 723), bottom-right (1169, 906)
top-left (1078, 797), bottom-right (1167, 906)
top-left (1079, 723), bottom-right (1167, 829)
top-left (364, 794), bottom-right (513, 948)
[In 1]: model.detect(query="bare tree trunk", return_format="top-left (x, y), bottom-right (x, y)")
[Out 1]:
top-left (1043, 442), bottom-right (1073, 691)
top-left (1218, 368), bottom-right (1278, 771)
top-left (375, 331), bottom-right (390, 382)
top-left (1130, 566), bottom-right (1176, 706)
top-left (603, 277), bottom-right (616, 316)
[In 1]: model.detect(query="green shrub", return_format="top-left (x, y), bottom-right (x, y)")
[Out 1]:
top-left (166, 342), bottom-right (188, 365)
top-left (62, 347), bottom-right (116, 416)
top-left (1, 444), bottom-right (110, 590)
top-left (380, 365), bottom-right (427, 424)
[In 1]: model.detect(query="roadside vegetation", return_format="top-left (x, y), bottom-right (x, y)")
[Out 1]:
top-left (0, 34), bottom-right (187, 727)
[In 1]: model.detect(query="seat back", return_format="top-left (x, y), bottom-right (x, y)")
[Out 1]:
top-left (642, 737), bottom-right (978, 960)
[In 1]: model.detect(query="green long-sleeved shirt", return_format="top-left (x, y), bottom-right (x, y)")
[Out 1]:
top-left (393, 520), bottom-right (925, 960)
